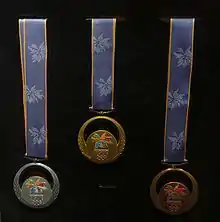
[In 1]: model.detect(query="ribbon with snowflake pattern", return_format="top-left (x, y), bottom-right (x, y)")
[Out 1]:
top-left (163, 19), bottom-right (195, 163)
top-left (90, 19), bottom-right (116, 111)
top-left (19, 19), bottom-right (48, 159)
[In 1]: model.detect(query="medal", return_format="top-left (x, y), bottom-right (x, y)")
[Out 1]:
top-left (13, 19), bottom-right (60, 208)
top-left (150, 18), bottom-right (198, 215)
top-left (78, 18), bottom-right (126, 164)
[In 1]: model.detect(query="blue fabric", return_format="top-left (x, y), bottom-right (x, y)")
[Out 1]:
top-left (19, 19), bottom-right (47, 158)
top-left (91, 19), bottom-right (116, 111)
top-left (164, 19), bottom-right (195, 163)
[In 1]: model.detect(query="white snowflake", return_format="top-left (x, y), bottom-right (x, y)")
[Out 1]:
top-left (93, 33), bottom-right (112, 54)
top-left (168, 89), bottom-right (186, 109)
top-left (28, 42), bottom-right (46, 63)
top-left (168, 131), bottom-right (184, 151)
top-left (173, 47), bottom-right (192, 68)
top-left (95, 76), bottom-right (112, 96)
top-left (29, 125), bottom-right (46, 145)
top-left (26, 85), bottom-right (44, 104)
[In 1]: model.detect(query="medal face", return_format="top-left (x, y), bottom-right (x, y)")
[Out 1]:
top-left (159, 182), bottom-right (190, 213)
top-left (14, 163), bottom-right (60, 209)
top-left (150, 168), bottom-right (198, 215)
top-left (78, 116), bottom-right (126, 164)
top-left (86, 130), bottom-right (117, 161)
top-left (21, 176), bottom-right (52, 207)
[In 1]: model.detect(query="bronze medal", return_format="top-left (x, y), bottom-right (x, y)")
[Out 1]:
top-left (150, 167), bottom-right (198, 215)
top-left (150, 18), bottom-right (198, 215)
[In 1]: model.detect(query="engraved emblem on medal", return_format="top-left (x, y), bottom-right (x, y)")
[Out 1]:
top-left (150, 18), bottom-right (198, 215)
top-left (13, 19), bottom-right (59, 209)
top-left (78, 18), bottom-right (126, 164)
top-left (24, 176), bottom-right (51, 206)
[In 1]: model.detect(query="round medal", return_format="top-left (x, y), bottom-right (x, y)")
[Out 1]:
top-left (78, 116), bottom-right (126, 164)
top-left (150, 168), bottom-right (198, 215)
top-left (13, 163), bottom-right (60, 209)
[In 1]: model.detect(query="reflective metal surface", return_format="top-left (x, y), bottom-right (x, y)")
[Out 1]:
top-left (13, 163), bottom-right (59, 209)
top-left (78, 116), bottom-right (126, 164)
top-left (150, 168), bottom-right (198, 215)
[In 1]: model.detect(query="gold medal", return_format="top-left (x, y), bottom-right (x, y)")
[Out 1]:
top-left (78, 18), bottom-right (126, 163)
top-left (78, 116), bottom-right (125, 164)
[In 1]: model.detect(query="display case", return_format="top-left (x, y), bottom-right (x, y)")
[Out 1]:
top-left (0, 11), bottom-right (218, 222)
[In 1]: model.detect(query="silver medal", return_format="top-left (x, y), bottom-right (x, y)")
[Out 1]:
top-left (13, 163), bottom-right (60, 209)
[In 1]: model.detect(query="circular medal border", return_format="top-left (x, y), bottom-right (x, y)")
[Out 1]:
top-left (78, 116), bottom-right (126, 164)
top-left (150, 168), bottom-right (198, 215)
top-left (13, 162), bottom-right (60, 209)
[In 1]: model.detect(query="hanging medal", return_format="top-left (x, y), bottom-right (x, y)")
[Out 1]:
top-left (78, 18), bottom-right (126, 164)
top-left (13, 19), bottom-right (60, 208)
top-left (150, 18), bottom-right (198, 215)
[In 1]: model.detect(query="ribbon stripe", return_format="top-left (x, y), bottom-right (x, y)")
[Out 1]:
top-left (164, 19), bottom-right (195, 163)
top-left (19, 19), bottom-right (48, 159)
top-left (91, 19), bottom-right (116, 111)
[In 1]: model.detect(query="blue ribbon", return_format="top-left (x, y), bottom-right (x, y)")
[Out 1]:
top-left (19, 19), bottom-right (47, 159)
top-left (90, 19), bottom-right (116, 111)
top-left (163, 19), bottom-right (195, 163)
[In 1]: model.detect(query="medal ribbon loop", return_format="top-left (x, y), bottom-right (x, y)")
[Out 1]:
top-left (19, 19), bottom-right (48, 159)
top-left (90, 19), bottom-right (116, 111)
top-left (164, 19), bottom-right (195, 163)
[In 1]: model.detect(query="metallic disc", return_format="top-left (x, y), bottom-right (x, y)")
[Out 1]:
top-left (13, 163), bottom-right (60, 209)
top-left (150, 168), bottom-right (198, 215)
top-left (78, 116), bottom-right (126, 164)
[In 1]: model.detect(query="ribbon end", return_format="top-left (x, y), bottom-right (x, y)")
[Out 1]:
top-left (161, 159), bottom-right (188, 167)
top-left (24, 155), bottom-right (46, 162)
top-left (86, 17), bottom-right (125, 21)
top-left (89, 108), bottom-right (114, 115)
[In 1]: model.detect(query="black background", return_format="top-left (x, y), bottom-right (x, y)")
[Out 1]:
top-left (0, 4), bottom-right (219, 222)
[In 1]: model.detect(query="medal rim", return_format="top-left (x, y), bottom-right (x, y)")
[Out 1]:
top-left (13, 162), bottom-right (60, 209)
top-left (150, 168), bottom-right (198, 215)
top-left (78, 116), bottom-right (126, 164)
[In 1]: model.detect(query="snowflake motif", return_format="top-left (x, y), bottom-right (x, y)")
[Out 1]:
top-left (26, 85), bottom-right (44, 104)
top-left (95, 76), bottom-right (112, 96)
top-left (168, 89), bottom-right (187, 109)
top-left (173, 47), bottom-right (192, 68)
top-left (28, 42), bottom-right (46, 63)
top-left (168, 131), bottom-right (184, 151)
top-left (93, 33), bottom-right (112, 54)
top-left (29, 126), bottom-right (46, 145)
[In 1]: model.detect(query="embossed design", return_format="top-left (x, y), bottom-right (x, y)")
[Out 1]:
top-left (28, 42), bottom-right (46, 63)
top-left (168, 131), bottom-right (184, 151)
top-left (173, 47), bottom-right (192, 68)
top-left (26, 178), bottom-right (47, 194)
top-left (91, 132), bottom-right (113, 149)
top-left (29, 125), bottom-right (46, 145)
top-left (78, 116), bottom-right (126, 164)
top-left (168, 89), bottom-right (187, 109)
top-left (163, 182), bottom-right (189, 213)
top-left (26, 85), bottom-right (44, 104)
top-left (95, 76), bottom-right (112, 96)
top-left (93, 33), bottom-right (112, 54)
top-left (13, 163), bottom-right (60, 209)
